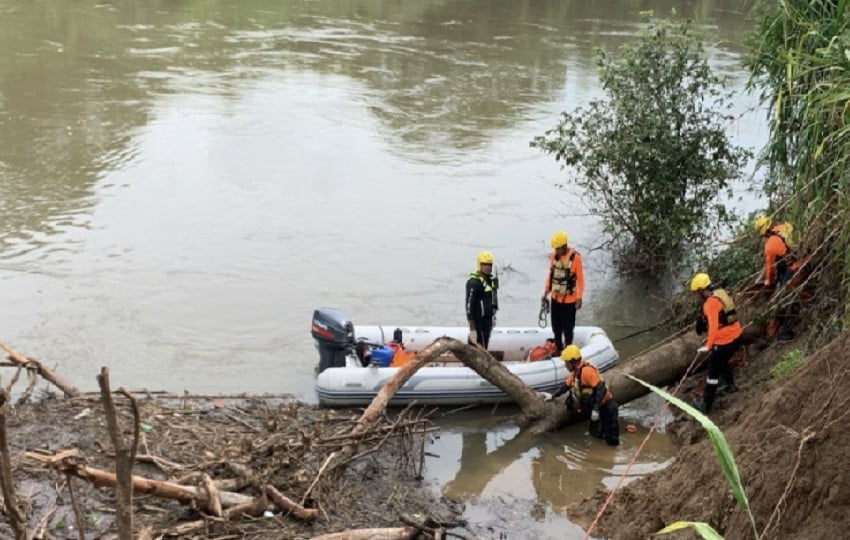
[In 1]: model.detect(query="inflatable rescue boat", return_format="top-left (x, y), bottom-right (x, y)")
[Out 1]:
top-left (311, 308), bottom-right (619, 407)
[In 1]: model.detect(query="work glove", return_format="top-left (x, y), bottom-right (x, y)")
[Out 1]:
top-left (575, 298), bottom-right (583, 310)
top-left (538, 391), bottom-right (553, 402)
top-left (468, 330), bottom-right (478, 344)
top-left (491, 313), bottom-right (497, 327)
top-left (590, 409), bottom-right (600, 422)
top-left (697, 345), bottom-right (710, 353)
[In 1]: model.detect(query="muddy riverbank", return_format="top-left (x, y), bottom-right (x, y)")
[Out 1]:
top-left (568, 329), bottom-right (850, 540)
top-left (0, 389), bottom-right (469, 539)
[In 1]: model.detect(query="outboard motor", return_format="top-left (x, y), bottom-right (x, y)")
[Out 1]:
top-left (311, 308), bottom-right (355, 372)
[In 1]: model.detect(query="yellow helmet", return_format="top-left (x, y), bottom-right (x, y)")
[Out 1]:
top-left (560, 344), bottom-right (582, 362)
top-left (689, 272), bottom-right (711, 291)
top-left (550, 231), bottom-right (569, 249)
top-left (477, 251), bottom-right (494, 265)
top-left (754, 214), bottom-right (771, 236)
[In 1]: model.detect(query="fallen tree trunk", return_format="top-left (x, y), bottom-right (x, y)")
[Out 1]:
top-left (354, 323), bottom-right (765, 436)
top-left (26, 450), bottom-right (320, 514)
top-left (527, 323), bottom-right (766, 434)
top-left (326, 338), bottom-right (546, 474)
top-left (436, 324), bottom-right (768, 494)
top-left (27, 450), bottom-right (249, 506)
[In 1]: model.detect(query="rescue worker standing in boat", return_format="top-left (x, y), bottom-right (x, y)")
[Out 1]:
top-left (541, 231), bottom-right (584, 354)
top-left (690, 272), bottom-right (741, 413)
top-left (543, 345), bottom-right (619, 446)
top-left (466, 251), bottom-right (499, 349)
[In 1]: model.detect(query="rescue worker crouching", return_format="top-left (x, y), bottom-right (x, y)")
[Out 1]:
top-left (690, 272), bottom-right (741, 413)
top-left (466, 250), bottom-right (499, 350)
top-left (541, 231), bottom-right (584, 355)
top-left (541, 345), bottom-right (619, 446)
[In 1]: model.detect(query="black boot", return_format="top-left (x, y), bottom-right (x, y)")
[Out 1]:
top-left (697, 383), bottom-right (718, 413)
top-left (719, 383), bottom-right (738, 395)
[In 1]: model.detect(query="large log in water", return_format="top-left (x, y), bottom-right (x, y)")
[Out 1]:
top-left (362, 323), bottom-right (765, 435)
top-left (325, 338), bottom-right (549, 475)
top-left (526, 324), bottom-right (765, 434)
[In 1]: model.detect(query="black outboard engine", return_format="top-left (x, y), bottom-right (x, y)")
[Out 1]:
top-left (311, 308), bottom-right (355, 372)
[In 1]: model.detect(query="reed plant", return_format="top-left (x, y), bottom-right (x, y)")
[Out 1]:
top-left (744, 0), bottom-right (850, 326)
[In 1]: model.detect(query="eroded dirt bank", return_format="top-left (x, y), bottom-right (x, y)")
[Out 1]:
top-left (568, 329), bottom-right (850, 540)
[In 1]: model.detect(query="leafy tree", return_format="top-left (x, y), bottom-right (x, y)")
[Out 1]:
top-left (531, 20), bottom-right (751, 275)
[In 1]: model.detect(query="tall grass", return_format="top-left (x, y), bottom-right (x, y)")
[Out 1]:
top-left (627, 375), bottom-right (759, 539)
top-left (744, 0), bottom-right (850, 327)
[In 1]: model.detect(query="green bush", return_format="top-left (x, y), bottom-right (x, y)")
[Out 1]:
top-left (770, 349), bottom-right (805, 379)
top-left (532, 18), bottom-right (751, 275)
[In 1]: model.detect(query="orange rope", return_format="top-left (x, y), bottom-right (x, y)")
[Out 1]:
top-left (582, 352), bottom-right (703, 540)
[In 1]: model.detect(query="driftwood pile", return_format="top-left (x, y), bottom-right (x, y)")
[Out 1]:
top-left (0, 342), bottom-right (468, 540)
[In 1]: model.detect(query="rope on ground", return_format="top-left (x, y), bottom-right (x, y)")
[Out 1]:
top-left (581, 351), bottom-right (703, 540)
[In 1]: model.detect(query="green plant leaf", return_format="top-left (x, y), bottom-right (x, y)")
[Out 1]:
top-left (770, 349), bottom-right (805, 379)
top-left (657, 520), bottom-right (724, 539)
top-left (627, 375), bottom-right (759, 538)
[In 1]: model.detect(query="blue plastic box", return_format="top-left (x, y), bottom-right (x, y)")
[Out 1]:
top-left (370, 345), bottom-right (394, 367)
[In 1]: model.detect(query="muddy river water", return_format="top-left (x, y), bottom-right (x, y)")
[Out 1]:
top-left (0, 0), bottom-right (764, 536)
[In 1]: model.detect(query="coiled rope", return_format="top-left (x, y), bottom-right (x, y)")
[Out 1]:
top-left (538, 299), bottom-right (550, 328)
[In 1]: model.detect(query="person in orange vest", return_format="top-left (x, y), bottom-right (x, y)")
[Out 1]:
top-left (541, 231), bottom-right (584, 354)
top-left (466, 251), bottom-right (499, 349)
top-left (754, 214), bottom-right (795, 289)
top-left (541, 345), bottom-right (619, 445)
top-left (690, 272), bottom-right (741, 413)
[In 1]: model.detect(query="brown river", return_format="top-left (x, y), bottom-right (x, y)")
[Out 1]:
top-left (0, 0), bottom-right (763, 536)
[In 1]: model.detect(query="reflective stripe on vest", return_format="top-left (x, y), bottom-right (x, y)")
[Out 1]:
top-left (468, 272), bottom-right (494, 292)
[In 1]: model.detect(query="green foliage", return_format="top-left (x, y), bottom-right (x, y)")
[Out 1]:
top-left (532, 19), bottom-right (751, 275)
top-left (744, 0), bottom-right (850, 318)
top-left (627, 375), bottom-right (759, 539)
top-left (703, 218), bottom-right (763, 291)
top-left (770, 349), bottom-right (805, 379)
top-left (657, 520), bottom-right (725, 539)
